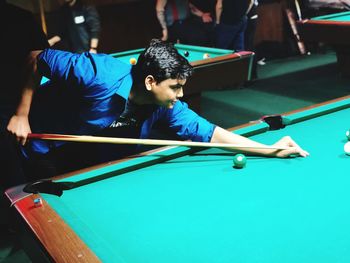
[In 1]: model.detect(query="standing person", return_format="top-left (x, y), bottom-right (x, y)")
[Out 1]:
top-left (215, 0), bottom-right (253, 51)
top-left (245, 0), bottom-right (259, 79)
top-left (1, 1), bottom-right (49, 133)
top-left (6, 39), bottom-right (308, 186)
top-left (0, 0), bottom-right (49, 233)
top-left (155, 0), bottom-right (212, 46)
top-left (50, 0), bottom-right (101, 53)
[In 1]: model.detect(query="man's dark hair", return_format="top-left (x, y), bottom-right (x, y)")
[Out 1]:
top-left (132, 39), bottom-right (193, 86)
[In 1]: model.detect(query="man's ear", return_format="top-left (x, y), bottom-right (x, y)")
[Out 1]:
top-left (145, 75), bottom-right (156, 91)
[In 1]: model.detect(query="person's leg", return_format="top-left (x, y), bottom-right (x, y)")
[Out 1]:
top-left (245, 17), bottom-right (258, 79)
top-left (0, 132), bottom-right (27, 232)
top-left (169, 21), bottom-right (193, 44)
top-left (0, 132), bottom-right (27, 189)
top-left (168, 23), bottom-right (181, 43)
top-left (231, 16), bottom-right (248, 51)
top-left (204, 22), bottom-right (216, 47)
top-left (215, 23), bottom-right (235, 49)
top-left (183, 17), bottom-right (212, 46)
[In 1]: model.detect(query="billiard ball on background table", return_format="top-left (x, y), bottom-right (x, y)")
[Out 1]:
top-left (233, 154), bottom-right (247, 169)
top-left (344, 141), bottom-right (350, 155)
top-left (203, 53), bottom-right (210, 59)
top-left (183, 51), bottom-right (189, 57)
top-left (129, 57), bottom-right (137, 65)
top-left (346, 129), bottom-right (350, 140)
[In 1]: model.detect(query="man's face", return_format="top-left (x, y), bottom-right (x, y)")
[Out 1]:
top-left (149, 78), bottom-right (186, 109)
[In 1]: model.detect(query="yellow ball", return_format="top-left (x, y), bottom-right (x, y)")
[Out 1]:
top-left (129, 57), bottom-right (137, 65)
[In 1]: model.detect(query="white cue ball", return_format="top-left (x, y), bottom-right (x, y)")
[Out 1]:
top-left (344, 141), bottom-right (350, 155)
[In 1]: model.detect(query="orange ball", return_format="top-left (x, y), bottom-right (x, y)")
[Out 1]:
top-left (129, 57), bottom-right (137, 65)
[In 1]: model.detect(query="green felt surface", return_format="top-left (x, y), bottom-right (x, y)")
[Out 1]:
top-left (42, 100), bottom-right (350, 263)
top-left (311, 11), bottom-right (350, 21)
top-left (112, 43), bottom-right (233, 64)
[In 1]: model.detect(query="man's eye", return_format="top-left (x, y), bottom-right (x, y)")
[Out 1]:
top-left (171, 86), bottom-right (181, 90)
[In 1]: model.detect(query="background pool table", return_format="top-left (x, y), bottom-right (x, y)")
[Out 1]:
top-left (298, 11), bottom-right (350, 77)
top-left (6, 95), bottom-right (350, 263)
top-left (112, 44), bottom-right (253, 113)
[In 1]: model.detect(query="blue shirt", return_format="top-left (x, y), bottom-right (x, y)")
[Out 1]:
top-left (22, 49), bottom-right (215, 161)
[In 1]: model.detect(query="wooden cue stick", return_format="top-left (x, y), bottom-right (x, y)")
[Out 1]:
top-left (294, 0), bottom-right (302, 20)
top-left (38, 0), bottom-right (47, 35)
top-left (285, 7), bottom-right (306, 55)
top-left (28, 133), bottom-right (289, 150)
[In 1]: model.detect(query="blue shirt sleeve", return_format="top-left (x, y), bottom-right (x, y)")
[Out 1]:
top-left (162, 101), bottom-right (216, 142)
top-left (37, 49), bottom-right (132, 100)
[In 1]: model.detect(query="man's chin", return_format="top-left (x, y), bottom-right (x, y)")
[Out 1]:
top-left (164, 101), bottom-right (177, 109)
top-left (166, 104), bottom-right (174, 109)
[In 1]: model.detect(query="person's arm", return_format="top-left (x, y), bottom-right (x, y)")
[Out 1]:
top-left (167, 102), bottom-right (308, 158)
top-left (215, 0), bottom-right (223, 24)
top-left (210, 126), bottom-right (309, 158)
top-left (7, 50), bottom-right (43, 145)
top-left (48, 35), bottom-right (61, 46)
top-left (246, 0), bottom-right (254, 15)
top-left (85, 5), bottom-right (101, 53)
top-left (164, 101), bottom-right (308, 158)
top-left (89, 38), bottom-right (99, 53)
top-left (156, 0), bottom-right (169, 41)
top-left (189, 2), bottom-right (213, 23)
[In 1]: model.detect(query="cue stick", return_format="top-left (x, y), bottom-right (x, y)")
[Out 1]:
top-left (38, 0), bottom-right (47, 35)
top-left (285, 7), bottom-right (306, 55)
top-left (294, 0), bottom-right (302, 20)
top-left (28, 133), bottom-right (289, 151)
top-left (339, 0), bottom-right (350, 10)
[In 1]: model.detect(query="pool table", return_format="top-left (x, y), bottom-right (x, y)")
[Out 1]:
top-left (5, 95), bottom-right (350, 263)
top-left (298, 11), bottom-right (350, 77)
top-left (111, 44), bottom-right (254, 113)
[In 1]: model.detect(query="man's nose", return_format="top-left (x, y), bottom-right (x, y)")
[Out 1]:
top-left (176, 87), bottom-right (183, 98)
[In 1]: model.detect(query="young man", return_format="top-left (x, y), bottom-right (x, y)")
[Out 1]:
top-left (6, 39), bottom-right (308, 185)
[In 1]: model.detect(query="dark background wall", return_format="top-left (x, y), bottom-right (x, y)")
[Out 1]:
top-left (44, 0), bottom-right (161, 53)
top-left (8, 0), bottom-right (342, 55)
top-left (9, 0), bottom-right (161, 53)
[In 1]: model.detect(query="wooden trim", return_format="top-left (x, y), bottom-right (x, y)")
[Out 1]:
top-left (299, 19), bottom-right (350, 26)
top-left (280, 95), bottom-right (350, 116)
top-left (190, 51), bottom-right (254, 67)
top-left (7, 193), bottom-right (100, 263)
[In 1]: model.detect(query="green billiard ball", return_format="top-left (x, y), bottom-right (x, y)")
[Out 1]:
top-left (346, 129), bottom-right (350, 140)
top-left (233, 154), bottom-right (247, 169)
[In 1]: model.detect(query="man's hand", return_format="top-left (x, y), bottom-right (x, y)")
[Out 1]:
top-left (161, 28), bottom-right (168, 41)
top-left (48, 35), bottom-right (61, 46)
top-left (7, 115), bottom-right (32, 145)
top-left (201, 13), bottom-right (213, 23)
top-left (272, 136), bottom-right (309, 158)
